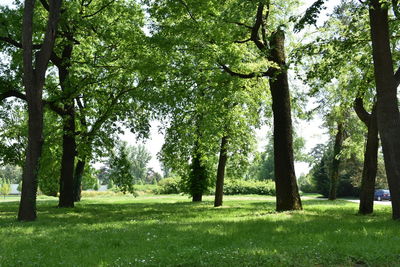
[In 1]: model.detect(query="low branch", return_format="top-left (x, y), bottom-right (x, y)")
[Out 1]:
top-left (353, 97), bottom-right (371, 125)
top-left (0, 36), bottom-right (42, 49)
top-left (0, 90), bottom-right (27, 101)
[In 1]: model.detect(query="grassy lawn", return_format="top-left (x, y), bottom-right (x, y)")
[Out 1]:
top-left (0, 195), bottom-right (399, 266)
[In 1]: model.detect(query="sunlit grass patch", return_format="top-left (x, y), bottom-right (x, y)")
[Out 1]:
top-left (0, 195), bottom-right (398, 266)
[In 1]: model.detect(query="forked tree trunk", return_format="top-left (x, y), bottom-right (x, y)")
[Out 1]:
top-left (73, 158), bottom-right (86, 202)
top-left (328, 122), bottom-right (345, 200)
top-left (58, 104), bottom-right (76, 208)
top-left (18, 0), bottom-right (62, 221)
top-left (354, 98), bottom-right (378, 214)
top-left (269, 30), bottom-right (302, 211)
top-left (214, 136), bottom-right (228, 207)
top-left (369, 0), bottom-right (400, 219)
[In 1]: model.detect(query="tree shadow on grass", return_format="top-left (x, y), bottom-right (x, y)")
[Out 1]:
top-left (0, 197), bottom-right (399, 266)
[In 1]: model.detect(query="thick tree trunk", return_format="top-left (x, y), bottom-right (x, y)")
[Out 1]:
top-left (269, 30), bottom-right (302, 211)
top-left (18, 0), bottom-right (61, 221)
top-left (18, 90), bottom-right (43, 221)
top-left (214, 136), bottom-right (228, 207)
top-left (58, 104), bottom-right (76, 208)
top-left (328, 122), bottom-right (344, 200)
top-left (73, 158), bottom-right (86, 202)
top-left (369, 0), bottom-right (400, 219)
top-left (191, 149), bottom-right (206, 202)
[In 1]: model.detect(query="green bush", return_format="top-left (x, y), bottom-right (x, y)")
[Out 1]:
top-left (0, 178), bottom-right (11, 197)
top-left (155, 176), bottom-right (182, 194)
top-left (223, 179), bottom-right (275, 196)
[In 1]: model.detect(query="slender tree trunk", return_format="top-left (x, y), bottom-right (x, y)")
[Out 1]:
top-left (359, 109), bottom-right (378, 214)
top-left (73, 158), bottom-right (86, 202)
top-left (328, 122), bottom-right (344, 200)
top-left (369, 0), bottom-right (400, 219)
top-left (354, 98), bottom-right (379, 214)
top-left (58, 104), bottom-right (76, 207)
top-left (18, 0), bottom-right (62, 221)
top-left (268, 30), bottom-right (302, 211)
top-left (214, 136), bottom-right (228, 207)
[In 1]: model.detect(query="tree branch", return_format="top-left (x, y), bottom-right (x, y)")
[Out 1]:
top-left (0, 36), bottom-right (41, 49)
top-left (353, 97), bottom-right (371, 125)
top-left (251, 2), bottom-right (266, 50)
top-left (234, 38), bottom-right (252, 44)
top-left (394, 65), bottom-right (400, 88)
top-left (39, 0), bottom-right (50, 11)
top-left (0, 90), bottom-right (27, 101)
top-left (178, 0), bottom-right (197, 23)
top-left (82, 0), bottom-right (115, 18)
top-left (220, 64), bottom-right (271, 78)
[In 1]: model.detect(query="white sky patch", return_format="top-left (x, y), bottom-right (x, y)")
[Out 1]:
top-left (120, 121), bottom-right (164, 174)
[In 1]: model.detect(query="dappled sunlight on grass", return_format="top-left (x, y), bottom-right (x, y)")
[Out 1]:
top-left (0, 195), bottom-right (399, 266)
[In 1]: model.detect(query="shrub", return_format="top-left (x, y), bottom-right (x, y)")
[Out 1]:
top-left (0, 178), bottom-right (11, 198)
top-left (155, 176), bottom-right (182, 194)
top-left (223, 179), bottom-right (275, 196)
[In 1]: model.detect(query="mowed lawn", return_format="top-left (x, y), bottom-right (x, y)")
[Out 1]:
top-left (1, 195), bottom-right (399, 266)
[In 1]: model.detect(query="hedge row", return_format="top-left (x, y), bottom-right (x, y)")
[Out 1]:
top-left (154, 176), bottom-right (275, 196)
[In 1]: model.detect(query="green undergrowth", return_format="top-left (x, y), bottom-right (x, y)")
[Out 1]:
top-left (0, 195), bottom-right (399, 266)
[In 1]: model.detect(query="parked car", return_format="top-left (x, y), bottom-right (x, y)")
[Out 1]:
top-left (374, 189), bottom-right (391, 201)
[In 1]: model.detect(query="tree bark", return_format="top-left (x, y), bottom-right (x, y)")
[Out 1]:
top-left (269, 30), bottom-right (302, 211)
top-left (354, 98), bottom-right (378, 214)
top-left (214, 136), bottom-right (228, 207)
top-left (58, 103), bottom-right (76, 207)
top-left (73, 158), bottom-right (86, 202)
top-left (190, 142), bottom-right (207, 202)
top-left (359, 109), bottom-right (378, 214)
top-left (369, 0), bottom-right (400, 219)
top-left (18, 0), bottom-right (62, 221)
top-left (328, 122), bottom-right (344, 200)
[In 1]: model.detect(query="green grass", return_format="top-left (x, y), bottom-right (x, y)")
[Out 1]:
top-left (0, 195), bottom-right (399, 266)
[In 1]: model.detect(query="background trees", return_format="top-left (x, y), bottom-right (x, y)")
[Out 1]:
top-left (1, 0), bottom-right (400, 220)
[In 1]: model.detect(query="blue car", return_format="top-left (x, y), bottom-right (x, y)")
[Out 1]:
top-left (374, 189), bottom-right (391, 201)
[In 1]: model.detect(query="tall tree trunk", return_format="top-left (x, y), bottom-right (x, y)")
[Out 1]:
top-left (18, 0), bottom-right (62, 221)
top-left (359, 110), bottom-right (378, 214)
top-left (73, 157), bottom-right (86, 202)
top-left (269, 30), bottom-right (302, 211)
top-left (18, 88), bottom-right (43, 221)
top-left (328, 122), bottom-right (344, 200)
top-left (369, 0), bottom-right (400, 219)
top-left (58, 104), bottom-right (76, 208)
top-left (214, 136), bottom-right (228, 207)
top-left (354, 98), bottom-right (379, 214)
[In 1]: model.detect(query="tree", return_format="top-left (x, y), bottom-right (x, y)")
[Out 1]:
top-left (18, 0), bottom-right (62, 221)
top-left (368, 0), bottom-right (400, 219)
top-left (0, 178), bottom-right (11, 198)
top-left (128, 144), bottom-right (152, 184)
top-left (354, 97), bottom-right (378, 214)
top-left (108, 141), bottom-right (136, 195)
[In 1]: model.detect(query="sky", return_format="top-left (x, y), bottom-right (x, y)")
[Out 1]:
top-left (0, 0), bottom-right (337, 176)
